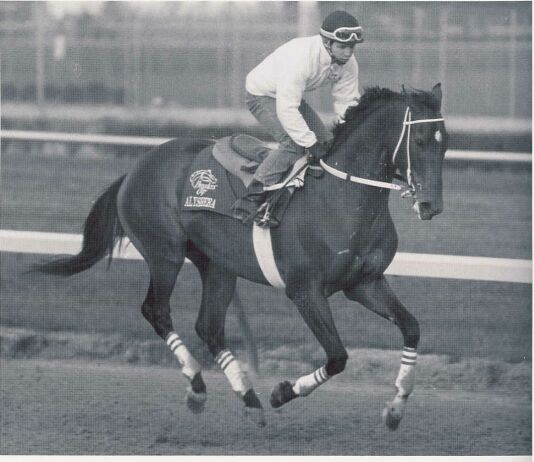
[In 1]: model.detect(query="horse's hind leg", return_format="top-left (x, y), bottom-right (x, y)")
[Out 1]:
top-left (141, 259), bottom-right (207, 413)
top-left (344, 276), bottom-right (420, 430)
top-left (187, 244), bottom-right (265, 427)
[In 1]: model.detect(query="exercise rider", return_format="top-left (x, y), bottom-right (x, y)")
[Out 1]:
top-left (232, 10), bottom-right (364, 225)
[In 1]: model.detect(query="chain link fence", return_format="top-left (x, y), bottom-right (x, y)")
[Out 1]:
top-left (1, 1), bottom-right (531, 118)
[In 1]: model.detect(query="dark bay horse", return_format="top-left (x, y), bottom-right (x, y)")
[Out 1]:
top-left (33, 84), bottom-right (447, 430)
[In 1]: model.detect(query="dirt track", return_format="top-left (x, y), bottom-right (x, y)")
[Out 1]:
top-left (1, 359), bottom-right (530, 455)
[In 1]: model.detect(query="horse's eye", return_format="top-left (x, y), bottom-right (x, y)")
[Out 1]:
top-left (415, 138), bottom-right (425, 147)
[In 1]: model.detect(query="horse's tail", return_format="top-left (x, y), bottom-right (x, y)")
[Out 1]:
top-left (31, 175), bottom-right (126, 276)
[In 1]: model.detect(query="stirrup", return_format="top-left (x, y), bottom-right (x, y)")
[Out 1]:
top-left (233, 201), bottom-right (262, 225)
top-left (254, 203), bottom-right (280, 228)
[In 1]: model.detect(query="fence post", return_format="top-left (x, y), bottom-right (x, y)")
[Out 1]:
top-left (508, 8), bottom-right (517, 119)
top-left (298, 1), bottom-right (320, 37)
top-left (123, 15), bottom-right (132, 107)
top-left (230, 6), bottom-right (242, 109)
top-left (216, 10), bottom-right (227, 108)
top-left (412, 8), bottom-right (424, 87)
top-left (123, 13), bottom-right (141, 107)
top-left (438, 7), bottom-right (449, 114)
top-left (132, 15), bottom-right (142, 107)
top-left (34, 2), bottom-right (46, 107)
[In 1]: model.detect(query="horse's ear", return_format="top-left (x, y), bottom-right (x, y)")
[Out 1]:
top-left (431, 83), bottom-right (442, 110)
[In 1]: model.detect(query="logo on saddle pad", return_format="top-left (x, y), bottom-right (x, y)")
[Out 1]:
top-left (190, 169), bottom-right (218, 195)
top-left (185, 169), bottom-right (218, 209)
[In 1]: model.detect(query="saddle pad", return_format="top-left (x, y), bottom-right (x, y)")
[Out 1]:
top-left (181, 146), bottom-right (241, 218)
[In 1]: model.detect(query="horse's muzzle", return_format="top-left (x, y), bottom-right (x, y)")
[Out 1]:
top-left (412, 201), bottom-right (441, 220)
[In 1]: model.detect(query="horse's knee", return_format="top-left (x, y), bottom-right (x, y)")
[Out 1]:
top-left (326, 354), bottom-right (348, 376)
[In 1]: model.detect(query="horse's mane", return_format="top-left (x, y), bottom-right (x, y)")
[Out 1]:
top-left (332, 86), bottom-right (440, 143)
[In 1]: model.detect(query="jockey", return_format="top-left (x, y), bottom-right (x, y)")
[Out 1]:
top-left (232, 10), bottom-right (363, 223)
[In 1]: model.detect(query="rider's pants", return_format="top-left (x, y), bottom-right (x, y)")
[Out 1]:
top-left (246, 92), bottom-right (330, 186)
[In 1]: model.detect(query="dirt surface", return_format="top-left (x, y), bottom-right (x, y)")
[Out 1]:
top-left (1, 358), bottom-right (530, 456)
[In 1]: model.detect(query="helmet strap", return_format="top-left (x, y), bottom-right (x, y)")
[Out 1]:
top-left (322, 38), bottom-right (336, 61)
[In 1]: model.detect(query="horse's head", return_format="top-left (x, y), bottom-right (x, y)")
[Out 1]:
top-left (394, 84), bottom-right (448, 220)
top-left (328, 84), bottom-right (447, 220)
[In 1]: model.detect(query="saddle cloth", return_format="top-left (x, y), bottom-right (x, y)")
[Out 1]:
top-left (181, 144), bottom-right (242, 218)
top-left (182, 135), bottom-right (309, 218)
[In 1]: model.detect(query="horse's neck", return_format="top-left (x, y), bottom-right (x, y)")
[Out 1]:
top-left (307, 103), bottom-right (404, 230)
top-left (330, 107), bottom-right (399, 186)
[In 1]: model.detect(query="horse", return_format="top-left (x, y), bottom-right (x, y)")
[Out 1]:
top-left (32, 83), bottom-right (447, 430)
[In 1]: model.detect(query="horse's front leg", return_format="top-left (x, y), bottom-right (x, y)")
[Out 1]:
top-left (271, 282), bottom-right (348, 408)
top-left (344, 275), bottom-right (420, 430)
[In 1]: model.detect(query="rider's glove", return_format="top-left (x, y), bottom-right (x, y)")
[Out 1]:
top-left (307, 141), bottom-right (328, 162)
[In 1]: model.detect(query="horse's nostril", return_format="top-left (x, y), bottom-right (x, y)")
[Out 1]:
top-left (418, 202), bottom-right (431, 211)
top-left (414, 201), bottom-right (435, 220)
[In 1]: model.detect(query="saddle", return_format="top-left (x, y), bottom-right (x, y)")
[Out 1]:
top-left (182, 134), bottom-right (321, 226)
top-left (212, 134), bottom-right (309, 189)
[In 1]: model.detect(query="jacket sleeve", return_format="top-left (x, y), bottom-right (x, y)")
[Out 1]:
top-left (275, 57), bottom-right (317, 148)
top-left (331, 58), bottom-right (361, 122)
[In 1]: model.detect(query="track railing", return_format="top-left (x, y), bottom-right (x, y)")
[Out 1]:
top-left (1, 230), bottom-right (530, 284)
top-left (2, 131), bottom-right (531, 284)
top-left (2, 129), bottom-right (532, 163)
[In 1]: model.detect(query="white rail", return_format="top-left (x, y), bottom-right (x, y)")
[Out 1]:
top-left (1, 230), bottom-right (530, 284)
top-left (2, 129), bottom-right (531, 163)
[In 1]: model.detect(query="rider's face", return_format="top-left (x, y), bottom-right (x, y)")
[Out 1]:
top-left (330, 41), bottom-right (355, 64)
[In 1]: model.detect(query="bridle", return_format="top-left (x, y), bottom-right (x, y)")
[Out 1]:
top-left (319, 107), bottom-right (444, 193)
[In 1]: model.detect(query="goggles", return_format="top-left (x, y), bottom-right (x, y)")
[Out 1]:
top-left (320, 26), bottom-right (364, 43)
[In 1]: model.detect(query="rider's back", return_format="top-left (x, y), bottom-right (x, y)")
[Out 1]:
top-left (246, 35), bottom-right (358, 98)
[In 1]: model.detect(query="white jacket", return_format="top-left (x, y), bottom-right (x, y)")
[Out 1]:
top-left (246, 35), bottom-right (361, 148)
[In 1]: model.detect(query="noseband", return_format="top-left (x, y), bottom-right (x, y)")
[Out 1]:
top-left (320, 107), bottom-right (444, 193)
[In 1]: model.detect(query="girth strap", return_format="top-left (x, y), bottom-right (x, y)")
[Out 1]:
top-left (252, 224), bottom-right (285, 289)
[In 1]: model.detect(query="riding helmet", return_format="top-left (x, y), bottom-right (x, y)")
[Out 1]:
top-left (320, 11), bottom-right (364, 44)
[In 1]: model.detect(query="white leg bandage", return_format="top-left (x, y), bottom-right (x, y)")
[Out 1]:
top-left (215, 350), bottom-right (252, 396)
top-left (292, 365), bottom-right (330, 397)
top-left (166, 332), bottom-right (201, 381)
top-left (395, 347), bottom-right (417, 396)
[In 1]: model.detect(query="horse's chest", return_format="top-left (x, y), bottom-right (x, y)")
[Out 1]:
top-left (339, 219), bottom-right (397, 283)
top-left (350, 248), bottom-right (392, 278)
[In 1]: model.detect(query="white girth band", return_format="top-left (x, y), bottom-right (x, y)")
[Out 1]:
top-left (252, 224), bottom-right (286, 289)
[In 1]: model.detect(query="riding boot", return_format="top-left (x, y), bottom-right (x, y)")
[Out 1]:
top-left (231, 180), bottom-right (267, 223)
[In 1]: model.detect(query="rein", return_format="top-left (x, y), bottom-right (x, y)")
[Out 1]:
top-left (320, 107), bottom-right (444, 193)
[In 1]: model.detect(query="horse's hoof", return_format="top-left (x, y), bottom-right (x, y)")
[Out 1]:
top-left (244, 406), bottom-right (267, 427)
top-left (382, 402), bottom-right (403, 431)
top-left (270, 381), bottom-right (297, 408)
top-left (185, 387), bottom-right (207, 414)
